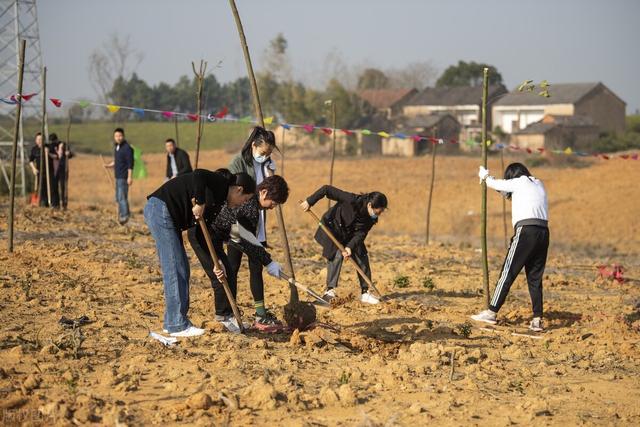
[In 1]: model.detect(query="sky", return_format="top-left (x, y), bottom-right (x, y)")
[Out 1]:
top-left (37, 0), bottom-right (640, 112)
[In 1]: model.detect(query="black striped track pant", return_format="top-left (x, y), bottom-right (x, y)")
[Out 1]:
top-left (489, 225), bottom-right (549, 317)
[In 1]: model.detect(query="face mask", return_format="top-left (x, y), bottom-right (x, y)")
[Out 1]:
top-left (370, 213), bottom-right (378, 220)
top-left (253, 153), bottom-right (268, 163)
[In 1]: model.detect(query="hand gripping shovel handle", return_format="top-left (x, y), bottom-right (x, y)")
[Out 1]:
top-left (300, 201), bottom-right (384, 300)
top-left (279, 271), bottom-right (330, 306)
top-left (192, 199), bottom-right (244, 333)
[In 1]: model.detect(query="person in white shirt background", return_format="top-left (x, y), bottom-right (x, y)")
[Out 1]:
top-left (471, 162), bottom-right (550, 332)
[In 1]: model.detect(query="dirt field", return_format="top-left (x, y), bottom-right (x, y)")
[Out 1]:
top-left (0, 151), bottom-right (639, 426)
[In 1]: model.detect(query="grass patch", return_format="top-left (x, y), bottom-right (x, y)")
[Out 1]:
top-left (392, 275), bottom-right (410, 288)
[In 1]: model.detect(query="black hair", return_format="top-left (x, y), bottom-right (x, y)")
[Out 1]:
top-left (114, 127), bottom-right (125, 135)
top-left (216, 168), bottom-right (256, 195)
top-left (165, 138), bottom-right (176, 145)
top-left (35, 132), bottom-right (42, 138)
top-left (367, 191), bottom-right (388, 210)
top-left (257, 175), bottom-right (289, 204)
top-left (503, 162), bottom-right (532, 200)
top-left (241, 126), bottom-right (277, 166)
top-left (48, 133), bottom-right (58, 142)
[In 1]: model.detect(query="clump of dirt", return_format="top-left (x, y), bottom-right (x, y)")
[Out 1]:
top-left (283, 301), bottom-right (317, 331)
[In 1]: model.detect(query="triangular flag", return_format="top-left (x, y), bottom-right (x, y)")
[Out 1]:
top-left (450, 139), bottom-right (458, 144)
top-left (438, 138), bottom-right (444, 145)
top-left (21, 93), bottom-right (37, 101)
top-left (411, 135), bottom-right (422, 142)
top-left (486, 140), bottom-right (492, 147)
top-left (263, 116), bottom-right (274, 125)
top-left (133, 108), bottom-right (145, 117)
top-left (131, 145), bottom-right (147, 179)
top-left (282, 123), bottom-right (291, 130)
top-left (564, 147), bottom-right (573, 155)
top-left (526, 148), bottom-right (532, 154)
top-left (428, 137), bottom-right (437, 144)
top-left (49, 98), bottom-right (62, 107)
top-left (215, 106), bottom-right (229, 119)
top-left (303, 124), bottom-right (314, 133)
top-left (631, 154), bottom-right (638, 160)
top-left (321, 127), bottom-right (332, 135)
top-left (361, 129), bottom-right (371, 135)
top-left (162, 111), bottom-right (174, 119)
top-left (187, 114), bottom-right (199, 121)
top-left (78, 100), bottom-right (90, 108)
top-left (620, 154), bottom-right (630, 159)
top-left (378, 131), bottom-right (390, 138)
top-left (239, 116), bottom-right (253, 123)
top-left (537, 148), bottom-right (545, 152)
top-left (107, 105), bottom-right (120, 113)
top-left (341, 129), bottom-right (354, 136)
top-left (601, 154), bottom-right (610, 160)
top-left (393, 133), bottom-right (407, 139)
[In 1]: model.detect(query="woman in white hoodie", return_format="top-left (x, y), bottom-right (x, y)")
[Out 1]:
top-left (471, 163), bottom-right (549, 332)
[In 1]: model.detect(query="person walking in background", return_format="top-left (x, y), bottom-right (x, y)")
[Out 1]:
top-left (165, 138), bottom-right (192, 180)
top-left (54, 138), bottom-right (73, 210)
top-left (471, 163), bottom-right (549, 332)
top-left (104, 128), bottom-right (134, 225)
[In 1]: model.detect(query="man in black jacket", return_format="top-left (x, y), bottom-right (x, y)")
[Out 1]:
top-left (104, 128), bottom-right (134, 224)
top-left (165, 138), bottom-right (192, 180)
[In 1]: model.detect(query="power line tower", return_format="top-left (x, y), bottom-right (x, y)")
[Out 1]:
top-left (0, 0), bottom-right (46, 196)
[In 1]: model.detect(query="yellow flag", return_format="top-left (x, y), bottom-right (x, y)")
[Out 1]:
top-left (107, 104), bottom-right (120, 113)
top-left (486, 140), bottom-right (492, 147)
top-left (263, 116), bottom-right (274, 125)
top-left (378, 131), bottom-right (390, 138)
top-left (564, 147), bottom-right (573, 155)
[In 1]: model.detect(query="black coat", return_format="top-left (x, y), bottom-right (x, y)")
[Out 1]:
top-left (306, 185), bottom-right (377, 259)
top-left (166, 147), bottom-right (193, 179)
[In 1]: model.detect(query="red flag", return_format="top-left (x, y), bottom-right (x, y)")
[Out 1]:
top-left (537, 148), bottom-right (545, 153)
top-left (411, 135), bottom-right (422, 142)
top-left (428, 137), bottom-right (438, 144)
top-left (187, 114), bottom-right (199, 121)
top-left (341, 129), bottom-right (354, 136)
top-left (601, 155), bottom-right (610, 160)
top-left (303, 124), bottom-right (314, 133)
top-left (21, 93), bottom-right (37, 101)
top-left (162, 111), bottom-right (174, 119)
top-left (215, 106), bottom-right (228, 119)
top-left (450, 139), bottom-right (458, 144)
top-left (632, 154), bottom-right (638, 160)
top-left (321, 127), bottom-right (332, 135)
top-left (620, 154), bottom-right (630, 159)
top-left (50, 98), bottom-right (62, 107)
top-left (526, 148), bottom-right (532, 154)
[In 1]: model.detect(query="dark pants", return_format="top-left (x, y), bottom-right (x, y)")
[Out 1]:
top-left (38, 168), bottom-right (60, 208)
top-left (56, 167), bottom-right (68, 209)
top-left (227, 242), bottom-right (265, 303)
top-left (187, 226), bottom-right (236, 317)
top-left (327, 243), bottom-right (371, 293)
top-left (489, 225), bottom-right (549, 317)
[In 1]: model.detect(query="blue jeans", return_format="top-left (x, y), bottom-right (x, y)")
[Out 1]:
top-left (115, 178), bottom-right (130, 220)
top-left (144, 197), bottom-right (192, 333)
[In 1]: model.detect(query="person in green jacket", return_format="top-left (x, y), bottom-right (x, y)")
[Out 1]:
top-left (228, 126), bottom-right (282, 329)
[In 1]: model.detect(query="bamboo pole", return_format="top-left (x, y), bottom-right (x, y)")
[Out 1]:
top-left (7, 40), bottom-right (26, 253)
top-left (327, 100), bottom-right (336, 212)
top-left (280, 126), bottom-right (285, 178)
top-left (173, 115), bottom-right (180, 147)
top-left (229, 0), bottom-right (299, 303)
top-left (41, 66), bottom-right (49, 207)
top-left (481, 67), bottom-right (490, 307)
top-left (192, 60), bottom-right (207, 168)
top-left (500, 148), bottom-right (508, 249)
top-left (425, 127), bottom-right (438, 245)
top-left (63, 110), bottom-right (72, 209)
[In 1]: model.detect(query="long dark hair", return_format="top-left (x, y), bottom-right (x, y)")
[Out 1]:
top-left (215, 168), bottom-right (256, 194)
top-left (503, 162), bottom-right (532, 200)
top-left (241, 126), bottom-right (277, 166)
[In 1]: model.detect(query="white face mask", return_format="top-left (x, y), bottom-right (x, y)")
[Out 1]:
top-left (253, 153), bottom-right (268, 163)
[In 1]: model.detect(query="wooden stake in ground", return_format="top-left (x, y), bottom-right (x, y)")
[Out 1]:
top-left (7, 40), bottom-right (26, 253)
top-left (229, 0), bottom-right (299, 303)
top-left (425, 127), bottom-right (438, 245)
top-left (192, 60), bottom-right (207, 168)
top-left (173, 115), bottom-right (180, 147)
top-left (327, 100), bottom-right (336, 212)
top-left (99, 154), bottom-right (114, 187)
top-left (302, 203), bottom-right (384, 299)
top-left (280, 126), bottom-right (285, 178)
top-left (500, 148), bottom-right (508, 249)
top-left (41, 66), bottom-right (50, 207)
top-left (64, 110), bottom-right (72, 208)
top-left (192, 200), bottom-right (244, 332)
top-left (480, 67), bottom-right (490, 307)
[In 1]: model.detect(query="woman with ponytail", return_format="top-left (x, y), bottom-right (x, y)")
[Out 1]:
top-left (144, 168), bottom-right (255, 337)
top-left (300, 186), bottom-right (388, 305)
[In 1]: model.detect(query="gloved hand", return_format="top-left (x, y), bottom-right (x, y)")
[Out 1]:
top-left (266, 261), bottom-right (282, 278)
top-left (478, 166), bottom-right (490, 182)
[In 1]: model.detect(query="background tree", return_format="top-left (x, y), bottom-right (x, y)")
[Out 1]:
top-left (357, 68), bottom-right (390, 90)
top-left (436, 60), bottom-right (503, 87)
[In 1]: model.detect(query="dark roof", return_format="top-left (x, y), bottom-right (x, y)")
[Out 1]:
top-left (357, 88), bottom-right (417, 109)
top-left (398, 113), bottom-right (459, 129)
top-left (404, 84), bottom-right (507, 106)
top-left (494, 82), bottom-right (621, 106)
top-left (515, 115), bottom-right (598, 135)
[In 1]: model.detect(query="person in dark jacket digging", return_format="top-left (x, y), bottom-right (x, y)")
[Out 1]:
top-left (165, 138), bottom-right (192, 180)
top-left (300, 186), bottom-right (388, 305)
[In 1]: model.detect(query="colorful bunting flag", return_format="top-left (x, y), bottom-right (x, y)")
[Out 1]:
top-left (264, 116), bottom-right (274, 125)
top-left (564, 147), bottom-right (573, 155)
top-left (378, 131), bottom-right (390, 138)
top-left (341, 129), bottom-right (354, 136)
top-left (282, 123), bottom-right (291, 130)
top-left (107, 105), bottom-right (120, 113)
top-left (394, 133), bottom-right (407, 139)
top-left (133, 108), bottom-right (145, 117)
top-left (50, 98), bottom-right (62, 107)
top-left (215, 106), bottom-right (229, 119)
top-left (321, 127), bottom-right (333, 135)
top-left (161, 111), bottom-right (174, 119)
top-left (78, 100), bottom-right (90, 108)
top-left (239, 116), bottom-right (253, 124)
top-left (303, 124), bottom-right (315, 133)
top-left (361, 129), bottom-right (372, 135)
top-left (132, 145), bottom-right (147, 179)
top-left (187, 114), bottom-right (199, 121)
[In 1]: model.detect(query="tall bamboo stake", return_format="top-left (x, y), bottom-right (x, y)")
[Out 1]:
top-left (280, 125), bottom-right (285, 178)
top-left (481, 67), bottom-right (490, 307)
top-left (229, 0), bottom-right (299, 303)
top-left (192, 60), bottom-right (207, 168)
top-left (500, 148), bottom-right (508, 249)
top-left (425, 127), bottom-right (438, 245)
top-left (7, 40), bottom-right (26, 253)
top-left (42, 67), bottom-right (51, 207)
top-left (328, 100), bottom-right (336, 211)
top-left (39, 66), bottom-right (47, 206)
top-left (173, 115), bottom-right (180, 147)
top-left (64, 110), bottom-right (72, 208)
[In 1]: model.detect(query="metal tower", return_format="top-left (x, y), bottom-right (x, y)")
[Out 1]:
top-left (0, 0), bottom-right (46, 196)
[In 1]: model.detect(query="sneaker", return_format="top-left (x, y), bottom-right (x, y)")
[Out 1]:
top-left (216, 314), bottom-right (242, 334)
top-left (529, 317), bottom-right (544, 332)
top-left (254, 310), bottom-right (284, 332)
top-left (169, 325), bottom-right (205, 337)
top-left (322, 288), bottom-right (337, 303)
top-left (470, 309), bottom-right (497, 325)
top-left (360, 291), bottom-right (380, 305)
top-left (118, 216), bottom-right (129, 225)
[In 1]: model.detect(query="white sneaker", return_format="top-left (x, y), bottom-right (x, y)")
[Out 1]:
top-left (529, 317), bottom-right (544, 332)
top-left (219, 316), bottom-right (242, 334)
top-left (169, 325), bottom-right (206, 337)
top-left (470, 309), bottom-right (497, 325)
top-left (322, 288), bottom-right (337, 303)
top-left (360, 291), bottom-right (380, 305)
